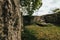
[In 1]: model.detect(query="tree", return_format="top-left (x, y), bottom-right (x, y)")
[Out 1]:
top-left (0, 0), bottom-right (21, 40)
top-left (20, 0), bottom-right (42, 25)
top-left (20, 0), bottom-right (42, 16)
top-left (0, 0), bottom-right (42, 40)
top-left (53, 8), bottom-right (60, 24)
top-left (43, 8), bottom-right (60, 24)
top-left (53, 8), bottom-right (60, 13)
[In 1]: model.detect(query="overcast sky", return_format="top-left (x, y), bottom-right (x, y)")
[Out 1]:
top-left (32, 0), bottom-right (60, 16)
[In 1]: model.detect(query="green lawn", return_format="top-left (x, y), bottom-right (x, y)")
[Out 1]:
top-left (22, 24), bottom-right (60, 40)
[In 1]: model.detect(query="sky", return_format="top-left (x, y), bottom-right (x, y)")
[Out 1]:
top-left (32, 0), bottom-right (60, 16)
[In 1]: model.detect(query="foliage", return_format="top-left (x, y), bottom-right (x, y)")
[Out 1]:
top-left (20, 0), bottom-right (42, 16)
top-left (53, 8), bottom-right (60, 13)
top-left (43, 8), bottom-right (60, 25)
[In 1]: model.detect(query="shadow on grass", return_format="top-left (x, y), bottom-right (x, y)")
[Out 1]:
top-left (22, 29), bottom-right (38, 40)
top-left (22, 28), bottom-right (49, 40)
top-left (51, 23), bottom-right (60, 27)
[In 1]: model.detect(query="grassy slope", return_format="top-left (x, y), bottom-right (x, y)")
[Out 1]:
top-left (23, 24), bottom-right (60, 40)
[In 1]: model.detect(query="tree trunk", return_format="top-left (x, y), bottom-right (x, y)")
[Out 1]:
top-left (0, 0), bottom-right (21, 40)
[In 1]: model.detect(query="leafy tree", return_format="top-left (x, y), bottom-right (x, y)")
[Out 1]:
top-left (53, 9), bottom-right (60, 24)
top-left (20, 0), bottom-right (42, 26)
top-left (20, 0), bottom-right (42, 16)
top-left (44, 9), bottom-right (60, 24)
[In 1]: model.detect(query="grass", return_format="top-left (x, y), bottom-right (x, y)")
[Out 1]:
top-left (22, 24), bottom-right (60, 40)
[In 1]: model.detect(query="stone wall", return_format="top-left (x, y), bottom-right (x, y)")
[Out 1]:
top-left (23, 16), bottom-right (45, 26)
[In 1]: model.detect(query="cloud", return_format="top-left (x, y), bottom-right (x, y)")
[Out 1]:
top-left (32, 0), bottom-right (60, 16)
